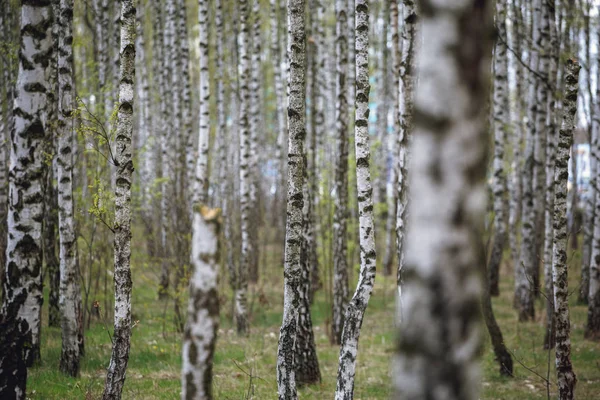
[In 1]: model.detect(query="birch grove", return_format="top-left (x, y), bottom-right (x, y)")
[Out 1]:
top-left (0, 0), bottom-right (599, 398)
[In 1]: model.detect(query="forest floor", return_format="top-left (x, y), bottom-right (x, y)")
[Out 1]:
top-left (28, 238), bottom-right (600, 399)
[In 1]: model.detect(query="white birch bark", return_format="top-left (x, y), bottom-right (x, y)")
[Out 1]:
top-left (581, 18), bottom-right (600, 305)
top-left (334, 1), bottom-right (376, 397)
top-left (276, 0), bottom-right (306, 397)
top-left (396, 0), bottom-right (416, 293)
top-left (136, 0), bottom-right (153, 218)
top-left (155, 0), bottom-right (171, 298)
top-left (393, 0), bottom-right (493, 398)
top-left (193, 0), bottom-right (210, 206)
top-left (384, 0), bottom-right (400, 277)
top-left (272, 0), bottom-right (288, 231)
top-left (543, 4), bottom-right (559, 350)
top-left (532, 0), bottom-right (551, 299)
top-left (332, 0), bottom-right (350, 345)
top-left (236, 0), bottom-right (251, 335)
top-left (248, 0), bottom-right (262, 283)
top-left (57, 0), bottom-right (84, 377)
top-left (182, 207), bottom-right (220, 400)
top-left (488, 0), bottom-right (509, 297)
top-left (516, 0), bottom-right (541, 321)
top-left (508, 0), bottom-right (524, 276)
top-left (102, 1), bottom-right (135, 398)
top-left (0, 2), bottom-right (53, 395)
top-left (587, 45), bottom-right (600, 340)
top-left (552, 58), bottom-right (579, 400)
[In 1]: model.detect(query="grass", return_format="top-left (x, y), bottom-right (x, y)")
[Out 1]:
top-left (27, 240), bottom-right (600, 399)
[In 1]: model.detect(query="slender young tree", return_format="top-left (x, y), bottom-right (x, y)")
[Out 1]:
top-left (182, 207), bottom-right (220, 400)
top-left (102, 0), bottom-right (135, 398)
top-left (236, 0), bottom-right (251, 335)
top-left (194, 0), bottom-right (210, 206)
top-left (332, 0), bottom-right (350, 345)
top-left (46, 0), bottom-right (60, 329)
top-left (276, 0), bottom-right (306, 397)
top-left (0, 1), bottom-right (53, 394)
top-left (488, 0), bottom-right (509, 297)
top-left (393, 0), bottom-right (493, 398)
top-left (395, 0), bottom-right (416, 291)
top-left (334, 0), bottom-right (376, 398)
top-left (581, 16), bottom-right (600, 305)
top-left (383, 0), bottom-right (400, 277)
top-left (57, 0), bottom-right (84, 377)
top-left (543, 1), bottom-right (559, 350)
top-left (508, 0), bottom-right (524, 277)
top-left (515, 0), bottom-right (542, 321)
top-left (552, 58), bottom-right (579, 400)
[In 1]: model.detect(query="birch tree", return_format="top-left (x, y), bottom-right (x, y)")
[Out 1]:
top-left (276, 0), bottom-right (306, 397)
top-left (552, 58), bottom-right (579, 400)
top-left (236, 0), bottom-right (251, 335)
top-left (194, 0), bottom-right (210, 206)
top-left (516, 0), bottom-right (542, 321)
top-left (393, 0), bottom-right (493, 398)
top-left (488, 0), bottom-right (509, 297)
top-left (383, 0), bottom-right (400, 277)
top-left (334, 0), bottom-right (377, 397)
top-left (0, 1), bottom-right (53, 395)
top-left (395, 0), bottom-right (416, 291)
top-left (182, 207), bottom-right (220, 400)
top-left (57, 0), bottom-right (84, 377)
top-left (332, 0), bottom-right (350, 345)
top-left (102, 0), bottom-right (135, 398)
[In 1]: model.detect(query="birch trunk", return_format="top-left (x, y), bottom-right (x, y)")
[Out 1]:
top-left (543, 4), bottom-right (559, 350)
top-left (154, 0), bottom-right (171, 299)
top-left (393, 0), bottom-right (493, 398)
top-left (308, 0), bottom-right (324, 301)
top-left (587, 62), bottom-right (600, 340)
top-left (272, 0), bottom-right (288, 233)
top-left (0, 1), bottom-right (13, 307)
top-left (581, 20), bottom-right (600, 305)
top-left (395, 0), bottom-right (416, 294)
top-left (276, 0), bottom-right (306, 397)
top-left (481, 240), bottom-right (513, 376)
top-left (334, 1), bottom-right (376, 397)
top-left (508, 0), bottom-right (524, 276)
top-left (46, 0), bottom-right (60, 329)
top-left (383, 0), bottom-right (400, 277)
top-left (182, 207), bottom-right (220, 400)
top-left (532, 0), bottom-right (551, 299)
top-left (57, 0), bottom-right (84, 377)
top-left (102, 0), bottom-right (135, 398)
top-left (194, 0), bottom-right (210, 206)
top-left (552, 58), bottom-right (579, 400)
top-left (488, 0), bottom-right (509, 297)
top-left (515, 0), bottom-right (541, 321)
top-left (332, 0), bottom-right (350, 345)
top-left (248, 0), bottom-right (262, 283)
top-left (0, 2), bottom-right (53, 394)
top-left (296, 167), bottom-right (321, 384)
top-left (236, 0), bottom-right (251, 335)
